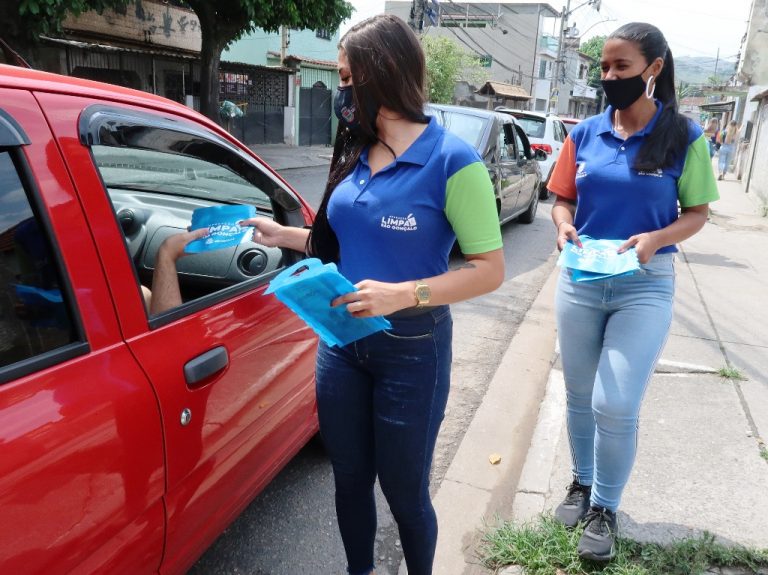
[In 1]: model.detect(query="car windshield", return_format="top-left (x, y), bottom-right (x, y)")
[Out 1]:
top-left (514, 116), bottom-right (546, 139)
top-left (437, 111), bottom-right (486, 150)
top-left (92, 146), bottom-right (272, 205)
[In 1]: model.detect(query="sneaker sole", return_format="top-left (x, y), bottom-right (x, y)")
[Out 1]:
top-left (578, 547), bottom-right (615, 562)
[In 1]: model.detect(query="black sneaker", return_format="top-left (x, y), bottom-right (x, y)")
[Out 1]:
top-left (577, 506), bottom-right (618, 562)
top-left (554, 480), bottom-right (591, 527)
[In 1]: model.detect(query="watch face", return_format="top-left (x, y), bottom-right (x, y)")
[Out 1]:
top-left (416, 284), bottom-right (431, 302)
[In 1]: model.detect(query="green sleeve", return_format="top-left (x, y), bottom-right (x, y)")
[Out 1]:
top-left (678, 134), bottom-right (720, 207)
top-left (444, 161), bottom-right (503, 254)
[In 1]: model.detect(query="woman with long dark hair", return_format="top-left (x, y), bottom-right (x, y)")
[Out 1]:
top-left (547, 22), bottom-right (719, 561)
top-left (243, 14), bottom-right (504, 574)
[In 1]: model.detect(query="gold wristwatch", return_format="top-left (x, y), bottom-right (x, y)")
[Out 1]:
top-left (414, 281), bottom-right (431, 308)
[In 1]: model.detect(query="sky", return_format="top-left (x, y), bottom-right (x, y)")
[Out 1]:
top-left (339, 0), bottom-right (753, 61)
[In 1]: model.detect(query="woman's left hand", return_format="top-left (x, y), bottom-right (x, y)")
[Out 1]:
top-left (331, 279), bottom-right (414, 318)
top-left (617, 232), bottom-right (660, 264)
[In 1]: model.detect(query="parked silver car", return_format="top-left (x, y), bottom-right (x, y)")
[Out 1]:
top-left (495, 107), bottom-right (568, 200)
top-left (425, 103), bottom-right (545, 225)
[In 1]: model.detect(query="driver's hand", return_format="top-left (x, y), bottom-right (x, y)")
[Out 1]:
top-left (157, 228), bottom-right (209, 262)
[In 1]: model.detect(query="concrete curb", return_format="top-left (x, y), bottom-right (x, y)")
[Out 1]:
top-left (425, 263), bottom-right (560, 575)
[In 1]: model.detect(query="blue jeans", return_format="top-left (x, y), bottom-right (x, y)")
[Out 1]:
top-left (555, 255), bottom-right (675, 511)
top-left (316, 306), bottom-right (452, 575)
top-left (719, 142), bottom-right (735, 174)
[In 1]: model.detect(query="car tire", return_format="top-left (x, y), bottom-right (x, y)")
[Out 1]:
top-left (538, 181), bottom-right (551, 200)
top-left (518, 191), bottom-right (539, 224)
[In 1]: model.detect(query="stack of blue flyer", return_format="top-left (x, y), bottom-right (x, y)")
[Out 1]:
top-left (265, 258), bottom-right (391, 347)
top-left (557, 236), bottom-right (640, 282)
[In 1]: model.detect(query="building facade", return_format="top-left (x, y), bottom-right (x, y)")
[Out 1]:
top-left (385, 0), bottom-right (558, 108)
top-left (225, 28), bottom-right (341, 145)
top-left (736, 0), bottom-right (768, 207)
top-left (21, 0), bottom-right (340, 147)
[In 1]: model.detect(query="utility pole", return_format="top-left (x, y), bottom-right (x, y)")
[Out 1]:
top-left (713, 46), bottom-right (720, 85)
top-left (280, 26), bottom-right (289, 64)
top-left (549, 0), bottom-right (571, 114)
top-left (408, 0), bottom-right (427, 32)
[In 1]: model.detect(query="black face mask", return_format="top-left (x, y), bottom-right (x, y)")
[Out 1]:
top-left (333, 85), bottom-right (379, 132)
top-left (333, 85), bottom-right (358, 129)
top-left (601, 65), bottom-right (652, 110)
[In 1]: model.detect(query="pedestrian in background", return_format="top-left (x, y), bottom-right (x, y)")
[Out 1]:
top-left (717, 120), bottom-right (740, 180)
top-left (703, 116), bottom-right (719, 158)
top-left (243, 14), bottom-right (504, 575)
top-left (547, 22), bottom-right (719, 561)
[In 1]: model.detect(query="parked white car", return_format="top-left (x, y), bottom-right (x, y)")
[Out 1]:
top-left (495, 108), bottom-right (568, 199)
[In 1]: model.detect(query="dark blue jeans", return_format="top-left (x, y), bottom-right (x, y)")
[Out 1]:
top-left (316, 306), bottom-right (452, 575)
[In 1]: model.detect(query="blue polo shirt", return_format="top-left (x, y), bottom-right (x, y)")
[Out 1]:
top-left (548, 102), bottom-right (719, 254)
top-left (327, 116), bottom-right (502, 284)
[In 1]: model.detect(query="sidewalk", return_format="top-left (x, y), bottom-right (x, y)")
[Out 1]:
top-left (430, 177), bottom-right (768, 574)
top-left (248, 143), bottom-right (333, 171)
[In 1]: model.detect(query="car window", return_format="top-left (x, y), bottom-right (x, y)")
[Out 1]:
top-left (0, 151), bottom-right (80, 376)
top-left (439, 111), bottom-right (486, 149)
top-left (514, 115), bottom-right (546, 139)
top-left (93, 146), bottom-right (272, 207)
top-left (512, 126), bottom-right (527, 160)
top-left (497, 128), bottom-right (509, 159)
top-left (85, 108), bottom-right (300, 320)
top-left (554, 120), bottom-right (566, 142)
top-left (500, 124), bottom-right (517, 159)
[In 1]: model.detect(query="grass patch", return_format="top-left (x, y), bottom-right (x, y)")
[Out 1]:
top-left (717, 366), bottom-right (747, 381)
top-left (760, 442), bottom-right (768, 463)
top-left (480, 514), bottom-right (768, 575)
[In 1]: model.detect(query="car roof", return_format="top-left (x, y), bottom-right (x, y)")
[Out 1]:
top-left (427, 102), bottom-right (510, 121)
top-left (0, 63), bottom-right (200, 119)
top-left (496, 107), bottom-right (561, 121)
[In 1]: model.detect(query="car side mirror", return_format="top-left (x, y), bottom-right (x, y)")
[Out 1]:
top-left (534, 149), bottom-right (548, 161)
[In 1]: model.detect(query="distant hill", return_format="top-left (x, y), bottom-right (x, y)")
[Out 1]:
top-left (675, 55), bottom-right (737, 86)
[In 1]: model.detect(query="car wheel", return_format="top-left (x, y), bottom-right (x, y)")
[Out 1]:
top-left (538, 180), bottom-right (551, 200)
top-left (518, 191), bottom-right (539, 224)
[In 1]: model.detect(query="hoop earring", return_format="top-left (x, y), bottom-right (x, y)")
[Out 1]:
top-left (646, 75), bottom-right (656, 100)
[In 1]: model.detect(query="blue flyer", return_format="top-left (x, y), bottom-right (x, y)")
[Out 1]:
top-left (265, 258), bottom-right (392, 347)
top-left (185, 204), bottom-right (256, 254)
top-left (557, 236), bottom-right (640, 282)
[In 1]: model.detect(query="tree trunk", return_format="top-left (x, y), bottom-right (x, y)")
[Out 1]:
top-left (199, 31), bottom-right (225, 123)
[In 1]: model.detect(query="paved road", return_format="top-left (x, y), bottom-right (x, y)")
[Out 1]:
top-left (190, 165), bottom-right (558, 574)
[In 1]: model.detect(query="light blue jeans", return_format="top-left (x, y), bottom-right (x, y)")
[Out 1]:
top-left (718, 142), bottom-right (735, 174)
top-left (555, 254), bottom-right (675, 511)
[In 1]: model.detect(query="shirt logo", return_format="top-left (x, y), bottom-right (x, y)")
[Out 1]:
top-left (575, 162), bottom-right (588, 179)
top-left (638, 168), bottom-right (664, 178)
top-left (381, 213), bottom-right (418, 232)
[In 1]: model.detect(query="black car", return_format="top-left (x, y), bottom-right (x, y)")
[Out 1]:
top-left (425, 103), bottom-right (545, 224)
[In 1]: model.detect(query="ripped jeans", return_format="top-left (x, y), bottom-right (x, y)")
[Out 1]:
top-left (316, 305), bottom-right (452, 575)
top-left (555, 254), bottom-right (675, 511)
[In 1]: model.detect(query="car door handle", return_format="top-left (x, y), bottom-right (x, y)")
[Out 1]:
top-left (184, 346), bottom-right (229, 387)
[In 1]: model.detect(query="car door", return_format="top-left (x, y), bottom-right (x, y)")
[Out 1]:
top-left (496, 121), bottom-right (524, 222)
top-left (512, 124), bottom-right (539, 213)
top-left (38, 93), bottom-right (320, 574)
top-left (550, 118), bottom-right (566, 163)
top-left (0, 92), bottom-right (165, 573)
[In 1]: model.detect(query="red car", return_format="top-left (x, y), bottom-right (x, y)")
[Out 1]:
top-left (0, 65), bottom-right (319, 573)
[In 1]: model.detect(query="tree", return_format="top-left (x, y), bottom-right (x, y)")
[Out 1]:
top-left (2, 0), bottom-right (129, 66)
top-left (579, 35), bottom-right (606, 88)
top-left (422, 36), bottom-right (488, 104)
top-left (185, 0), bottom-right (352, 121)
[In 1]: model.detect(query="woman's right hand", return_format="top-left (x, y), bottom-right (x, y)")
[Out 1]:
top-left (241, 217), bottom-right (286, 248)
top-left (557, 222), bottom-right (582, 251)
